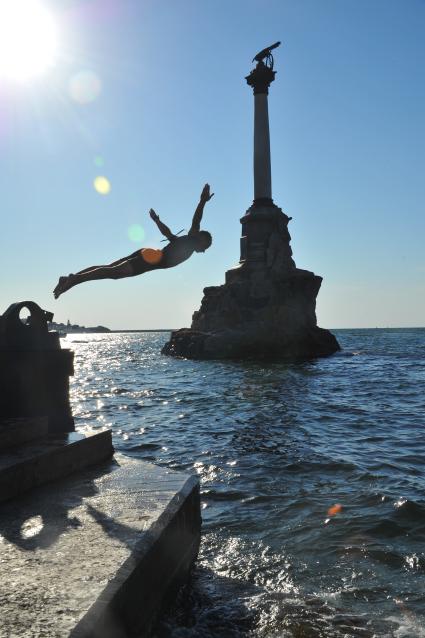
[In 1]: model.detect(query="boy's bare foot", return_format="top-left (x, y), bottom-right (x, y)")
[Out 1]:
top-left (53, 275), bottom-right (75, 299)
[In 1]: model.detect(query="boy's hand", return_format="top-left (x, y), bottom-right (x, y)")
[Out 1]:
top-left (149, 208), bottom-right (159, 221)
top-left (200, 183), bottom-right (214, 202)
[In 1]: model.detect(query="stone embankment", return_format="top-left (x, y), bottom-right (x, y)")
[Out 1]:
top-left (0, 301), bottom-right (201, 637)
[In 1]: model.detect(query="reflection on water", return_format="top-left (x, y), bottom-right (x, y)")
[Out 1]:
top-left (66, 329), bottom-right (425, 637)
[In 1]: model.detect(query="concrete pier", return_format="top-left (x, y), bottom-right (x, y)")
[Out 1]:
top-left (0, 301), bottom-right (201, 635)
top-left (0, 454), bottom-right (201, 638)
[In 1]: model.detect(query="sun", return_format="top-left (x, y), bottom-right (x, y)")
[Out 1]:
top-left (0, 0), bottom-right (59, 83)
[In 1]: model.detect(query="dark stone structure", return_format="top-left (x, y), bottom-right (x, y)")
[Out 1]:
top-left (0, 300), bottom-right (114, 504)
top-left (163, 45), bottom-right (340, 361)
top-left (0, 301), bottom-right (74, 432)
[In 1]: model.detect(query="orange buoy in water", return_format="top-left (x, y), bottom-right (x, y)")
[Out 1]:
top-left (141, 248), bottom-right (163, 265)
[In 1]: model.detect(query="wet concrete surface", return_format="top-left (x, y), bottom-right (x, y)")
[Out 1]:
top-left (0, 454), bottom-right (201, 637)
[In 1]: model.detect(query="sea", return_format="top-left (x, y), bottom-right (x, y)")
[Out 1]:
top-left (65, 328), bottom-right (425, 638)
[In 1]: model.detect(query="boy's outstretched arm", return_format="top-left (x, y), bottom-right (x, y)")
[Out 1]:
top-left (149, 209), bottom-right (177, 241)
top-left (189, 183), bottom-right (214, 236)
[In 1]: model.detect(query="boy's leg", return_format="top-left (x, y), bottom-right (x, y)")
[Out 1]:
top-left (74, 251), bottom-right (139, 276)
top-left (54, 258), bottom-right (142, 298)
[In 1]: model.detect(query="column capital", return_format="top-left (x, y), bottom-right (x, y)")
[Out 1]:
top-left (245, 61), bottom-right (276, 95)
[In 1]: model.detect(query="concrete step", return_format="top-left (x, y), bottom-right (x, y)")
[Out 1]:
top-left (0, 453), bottom-right (201, 638)
top-left (0, 416), bottom-right (48, 450)
top-left (0, 430), bottom-right (113, 503)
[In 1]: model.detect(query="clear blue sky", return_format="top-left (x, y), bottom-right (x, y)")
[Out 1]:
top-left (1, 0), bottom-right (424, 329)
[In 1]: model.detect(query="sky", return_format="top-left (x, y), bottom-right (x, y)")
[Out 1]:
top-left (1, 0), bottom-right (424, 329)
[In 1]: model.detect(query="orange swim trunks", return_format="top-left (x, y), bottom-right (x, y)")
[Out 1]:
top-left (140, 248), bottom-right (163, 265)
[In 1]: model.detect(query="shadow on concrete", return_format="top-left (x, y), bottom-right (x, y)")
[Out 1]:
top-left (0, 459), bottom-right (121, 551)
top-left (85, 502), bottom-right (150, 550)
top-left (0, 478), bottom-right (98, 551)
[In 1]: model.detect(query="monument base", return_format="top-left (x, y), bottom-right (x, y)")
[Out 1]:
top-left (163, 263), bottom-right (339, 361)
top-left (164, 201), bottom-right (340, 361)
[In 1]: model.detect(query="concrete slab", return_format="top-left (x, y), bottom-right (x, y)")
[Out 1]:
top-left (0, 454), bottom-right (201, 638)
top-left (0, 417), bottom-right (48, 450)
top-left (0, 430), bottom-right (113, 503)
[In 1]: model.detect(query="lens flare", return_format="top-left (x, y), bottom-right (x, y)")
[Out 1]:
top-left (69, 70), bottom-right (102, 104)
top-left (141, 248), bottom-right (163, 265)
top-left (93, 176), bottom-right (111, 195)
top-left (94, 155), bottom-right (104, 168)
top-left (128, 224), bottom-right (145, 243)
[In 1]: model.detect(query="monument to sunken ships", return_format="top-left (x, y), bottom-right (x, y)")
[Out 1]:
top-left (163, 43), bottom-right (340, 360)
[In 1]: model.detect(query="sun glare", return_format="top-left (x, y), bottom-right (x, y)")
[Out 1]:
top-left (0, 0), bottom-right (59, 83)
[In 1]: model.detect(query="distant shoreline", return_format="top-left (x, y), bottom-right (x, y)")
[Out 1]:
top-left (110, 329), bottom-right (174, 333)
top-left (58, 327), bottom-right (425, 334)
top-left (109, 327), bottom-right (425, 332)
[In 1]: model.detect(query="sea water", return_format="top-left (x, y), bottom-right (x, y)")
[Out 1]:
top-left (67, 329), bottom-right (425, 637)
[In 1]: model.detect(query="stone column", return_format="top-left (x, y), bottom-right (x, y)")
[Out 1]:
top-left (238, 61), bottom-right (279, 267)
top-left (253, 93), bottom-right (272, 201)
top-left (246, 62), bottom-right (276, 205)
